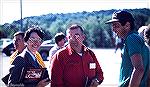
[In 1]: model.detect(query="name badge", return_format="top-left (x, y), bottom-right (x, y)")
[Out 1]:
top-left (89, 63), bottom-right (96, 69)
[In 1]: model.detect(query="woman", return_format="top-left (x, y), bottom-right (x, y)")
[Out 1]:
top-left (8, 26), bottom-right (50, 87)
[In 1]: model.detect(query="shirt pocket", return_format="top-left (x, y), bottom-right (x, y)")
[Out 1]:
top-left (65, 61), bottom-right (81, 72)
top-left (64, 61), bottom-right (82, 80)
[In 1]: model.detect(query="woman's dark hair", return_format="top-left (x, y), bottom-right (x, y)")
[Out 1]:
top-left (24, 26), bottom-right (44, 42)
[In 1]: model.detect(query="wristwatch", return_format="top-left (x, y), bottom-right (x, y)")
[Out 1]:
top-left (95, 78), bottom-right (103, 84)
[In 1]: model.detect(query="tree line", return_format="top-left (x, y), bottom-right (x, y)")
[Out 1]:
top-left (0, 8), bottom-right (150, 48)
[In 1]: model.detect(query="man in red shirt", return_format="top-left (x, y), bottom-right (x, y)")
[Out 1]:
top-left (50, 24), bottom-right (104, 87)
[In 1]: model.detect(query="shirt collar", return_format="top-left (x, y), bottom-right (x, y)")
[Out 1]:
top-left (124, 30), bottom-right (138, 41)
top-left (25, 47), bottom-right (36, 61)
top-left (54, 44), bottom-right (63, 50)
top-left (67, 44), bottom-right (88, 55)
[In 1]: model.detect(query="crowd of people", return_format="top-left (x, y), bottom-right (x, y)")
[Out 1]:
top-left (1, 10), bottom-right (150, 87)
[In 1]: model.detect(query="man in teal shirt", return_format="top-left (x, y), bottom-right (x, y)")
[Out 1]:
top-left (106, 11), bottom-right (149, 87)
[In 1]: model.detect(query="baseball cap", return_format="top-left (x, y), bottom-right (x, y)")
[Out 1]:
top-left (105, 11), bottom-right (135, 24)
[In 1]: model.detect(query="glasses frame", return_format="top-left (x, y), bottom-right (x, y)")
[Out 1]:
top-left (29, 37), bottom-right (43, 43)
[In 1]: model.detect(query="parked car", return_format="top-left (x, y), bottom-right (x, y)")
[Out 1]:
top-left (0, 38), bottom-right (15, 56)
top-left (2, 43), bottom-right (15, 56)
top-left (38, 40), bottom-right (55, 61)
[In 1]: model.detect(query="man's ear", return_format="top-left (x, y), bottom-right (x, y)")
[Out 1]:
top-left (24, 42), bottom-right (28, 46)
top-left (82, 34), bottom-right (86, 41)
top-left (66, 35), bottom-right (70, 40)
top-left (125, 22), bottom-right (130, 30)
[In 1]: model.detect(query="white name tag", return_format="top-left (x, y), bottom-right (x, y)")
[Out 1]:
top-left (89, 63), bottom-right (96, 69)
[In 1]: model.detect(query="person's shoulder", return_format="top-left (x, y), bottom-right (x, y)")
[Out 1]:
top-left (12, 49), bottom-right (27, 64)
top-left (127, 32), bottom-right (143, 42)
top-left (51, 45), bottom-right (57, 49)
top-left (11, 55), bottom-right (25, 66)
top-left (86, 47), bottom-right (95, 55)
top-left (19, 49), bottom-right (29, 58)
top-left (50, 47), bottom-right (57, 52)
top-left (51, 46), bottom-right (67, 56)
top-left (56, 46), bottom-right (68, 54)
top-left (51, 47), bottom-right (68, 62)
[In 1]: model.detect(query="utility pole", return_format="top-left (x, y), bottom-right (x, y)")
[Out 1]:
top-left (20, 0), bottom-right (23, 31)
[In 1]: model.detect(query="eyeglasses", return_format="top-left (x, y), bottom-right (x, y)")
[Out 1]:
top-left (29, 37), bottom-right (43, 43)
top-left (69, 34), bottom-right (81, 39)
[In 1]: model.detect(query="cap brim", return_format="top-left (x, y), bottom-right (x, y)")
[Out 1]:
top-left (105, 19), bottom-right (119, 24)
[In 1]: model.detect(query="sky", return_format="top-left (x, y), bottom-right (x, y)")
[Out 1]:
top-left (0, 0), bottom-right (150, 25)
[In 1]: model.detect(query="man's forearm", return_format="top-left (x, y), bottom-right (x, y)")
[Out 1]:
top-left (129, 68), bottom-right (144, 87)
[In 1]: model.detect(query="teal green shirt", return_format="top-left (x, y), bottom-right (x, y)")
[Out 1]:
top-left (119, 31), bottom-right (149, 87)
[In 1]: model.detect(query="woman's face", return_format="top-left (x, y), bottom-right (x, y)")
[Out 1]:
top-left (26, 32), bottom-right (43, 54)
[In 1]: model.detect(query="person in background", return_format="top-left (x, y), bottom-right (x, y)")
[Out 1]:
top-left (114, 36), bottom-right (124, 53)
top-left (1, 31), bottom-right (26, 85)
top-left (144, 24), bottom-right (150, 49)
top-left (138, 26), bottom-right (148, 39)
top-left (143, 24), bottom-right (150, 87)
top-left (49, 32), bottom-right (66, 60)
top-left (8, 26), bottom-right (50, 87)
top-left (106, 11), bottom-right (149, 87)
top-left (9, 31), bottom-right (26, 64)
top-left (50, 24), bottom-right (104, 87)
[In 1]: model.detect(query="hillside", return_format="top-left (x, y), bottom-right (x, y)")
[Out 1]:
top-left (0, 8), bottom-right (150, 48)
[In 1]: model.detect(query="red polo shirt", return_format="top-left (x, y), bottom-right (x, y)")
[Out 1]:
top-left (50, 45), bottom-right (104, 87)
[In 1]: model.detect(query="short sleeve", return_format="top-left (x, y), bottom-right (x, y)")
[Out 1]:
top-left (126, 34), bottom-right (143, 57)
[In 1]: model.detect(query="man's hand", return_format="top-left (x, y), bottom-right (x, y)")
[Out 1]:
top-left (36, 78), bottom-right (50, 87)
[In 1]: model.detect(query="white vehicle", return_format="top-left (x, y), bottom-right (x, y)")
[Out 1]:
top-left (0, 38), bottom-right (13, 50)
top-left (0, 38), bottom-right (15, 56)
top-left (38, 40), bottom-right (55, 61)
